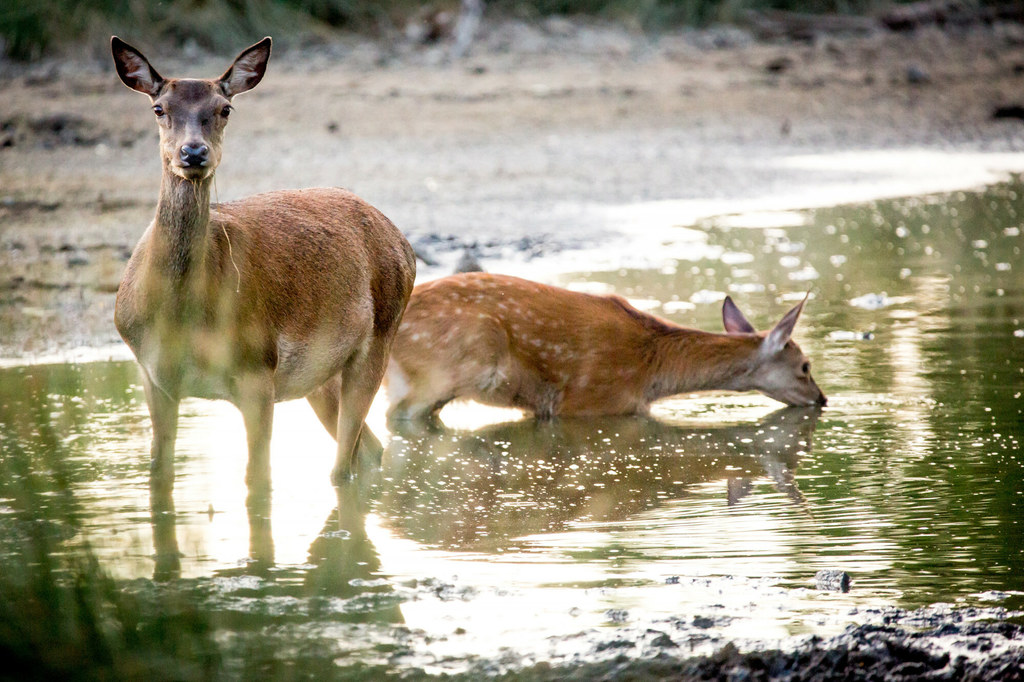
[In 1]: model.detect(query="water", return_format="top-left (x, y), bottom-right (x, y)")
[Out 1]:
top-left (1, 180), bottom-right (1022, 674)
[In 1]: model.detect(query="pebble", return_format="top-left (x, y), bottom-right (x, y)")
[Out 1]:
top-left (815, 569), bottom-right (852, 592)
top-left (850, 292), bottom-right (893, 310)
top-left (907, 64), bottom-right (930, 84)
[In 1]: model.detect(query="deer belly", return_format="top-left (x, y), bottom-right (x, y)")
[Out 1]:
top-left (557, 373), bottom-right (650, 416)
top-left (272, 334), bottom-right (349, 401)
top-left (141, 357), bottom-right (234, 401)
top-left (179, 367), bottom-right (235, 401)
top-left (136, 333), bottom-right (239, 402)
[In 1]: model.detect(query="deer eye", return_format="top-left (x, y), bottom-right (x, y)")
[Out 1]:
top-left (152, 104), bottom-right (165, 117)
top-left (220, 105), bottom-right (232, 119)
top-left (801, 362), bottom-right (810, 375)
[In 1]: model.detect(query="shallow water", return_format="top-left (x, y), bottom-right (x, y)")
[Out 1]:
top-left (1, 180), bottom-right (1022, 673)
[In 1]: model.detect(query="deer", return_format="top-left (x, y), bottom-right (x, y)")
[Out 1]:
top-left (385, 273), bottom-right (825, 424)
top-left (110, 36), bottom-right (416, 508)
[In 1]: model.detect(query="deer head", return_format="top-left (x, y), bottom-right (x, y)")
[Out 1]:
top-left (722, 295), bottom-right (827, 407)
top-left (111, 36), bottom-right (271, 181)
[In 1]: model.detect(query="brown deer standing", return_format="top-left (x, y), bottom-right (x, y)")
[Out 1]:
top-left (385, 273), bottom-right (825, 423)
top-left (111, 37), bottom-right (416, 505)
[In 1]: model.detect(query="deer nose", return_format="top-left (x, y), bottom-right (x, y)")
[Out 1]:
top-left (179, 144), bottom-right (209, 167)
top-left (816, 391), bottom-right (828, 406)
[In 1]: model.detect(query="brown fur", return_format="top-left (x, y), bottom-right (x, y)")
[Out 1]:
top-left (385, 273), bottom-right (824, 423)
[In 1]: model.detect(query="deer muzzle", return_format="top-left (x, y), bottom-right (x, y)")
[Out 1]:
top-left (179, 143), bottom-right (209, 168)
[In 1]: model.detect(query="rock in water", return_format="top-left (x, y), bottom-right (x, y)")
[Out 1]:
top-left (815, 569), bottom-right (852, 592)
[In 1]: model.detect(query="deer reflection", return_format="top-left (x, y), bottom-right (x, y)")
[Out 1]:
top-left (149, 466), bottom-right (390, 607)
top-left (150, 485), bottom-right (274, 581)
top-left (246, 487), bottom-right (275, 572)
top-left (303, 479), bottom-right (399, 614)
top-left (379, 407), bottom-right (821, 551)
top-left (150, 482), bottom-right (180, 581)
top-left (151, 407), bottom-right (819, 582)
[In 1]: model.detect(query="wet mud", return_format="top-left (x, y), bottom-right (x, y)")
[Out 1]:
top-left (78, 579), bottom-right (1024, 681)
top-left (469, 618), bottom-right (1024, 682)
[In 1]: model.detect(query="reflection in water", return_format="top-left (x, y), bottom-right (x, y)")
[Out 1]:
top-left (246, 489), bottom-right (275, 573)
top-left (303, 480), bottom-right (397, 609)
top-left (380, 408), bottom-right (819, 552)
top-left (151, 505), bottom-right (182, 581)
top-left (563, 179), bottom-right (1024, 602)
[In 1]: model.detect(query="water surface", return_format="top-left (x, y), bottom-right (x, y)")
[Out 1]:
top-left (1, 180), bottom-right (1022, 673)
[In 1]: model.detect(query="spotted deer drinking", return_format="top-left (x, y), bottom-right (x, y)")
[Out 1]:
top-left (386, 273), bottom-right (825, 423)
top-left (110, 36), bottom-right (416, 504)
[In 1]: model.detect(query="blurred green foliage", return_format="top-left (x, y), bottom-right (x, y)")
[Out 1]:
top-left (2, 0), bottom-right (315, 61)
top-left (2, 0), bottom-right (893, 61)
top-left (0, 367), bottom-right (219, 681)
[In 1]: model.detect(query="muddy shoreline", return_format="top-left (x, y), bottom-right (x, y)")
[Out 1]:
top-left (465, 619), bottom-right (1024, 681)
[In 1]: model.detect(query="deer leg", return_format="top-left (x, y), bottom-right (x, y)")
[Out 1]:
top-left (142, 371), bottom-right (180, 510)
top-left (245, 483), bottom-right (275, 570)
top-left (142, 371), bottom-right (181, 579)
top-left (385, 367), bottom-right (452, 427)
top-left (358, 427), bottom-right (383, 460)
top-left (386, 396), bottom-right (448, 428)
top-left (308, 378), bottom-right (384, 469)
top-left (331, 340), bottom-right (390, 484)
top-left (385, 359), bottom-right (442, 426)
top-left (237, 371), bottom-right (276, 500)
top-left (236, 371), bottom-right (276, 567)
top-left (307, 379), bottom-right (340, 438)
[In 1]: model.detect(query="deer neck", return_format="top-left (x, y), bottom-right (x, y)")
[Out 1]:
top-left (152, 170), bottom-right (213, 279)
top-left (646, 329), bottom-right (760, 401)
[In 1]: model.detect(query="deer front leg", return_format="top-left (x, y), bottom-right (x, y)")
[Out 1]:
top-left (237, 371), bottom-right (276, 500)
top-left (142, 371), bottom-right (182, 579)
top-left (236, 370), bottom-right (276, 568)
top-left (142, 371), bottom-right (180, 511)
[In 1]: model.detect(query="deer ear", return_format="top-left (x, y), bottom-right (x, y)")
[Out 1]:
top-left (722, 296), bottom-right (757, 334)
top-left (219, 37), bottom-right (271, 97)
top-left (111, 36), bottom-right (164, 97)
top-left (762, 295), bottom-right (807, 356)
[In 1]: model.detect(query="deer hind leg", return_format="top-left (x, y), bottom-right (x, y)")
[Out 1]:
top-left (386, 321), bottom-right (512, 425)
top-left (330, 338), bottom-right (391, 484)
top-left (307, 376), bottom-right (385, 472)
top-left (307, 379), bottom-right (341, 438)
top-left (385, 362), bottom-right (451, 426)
